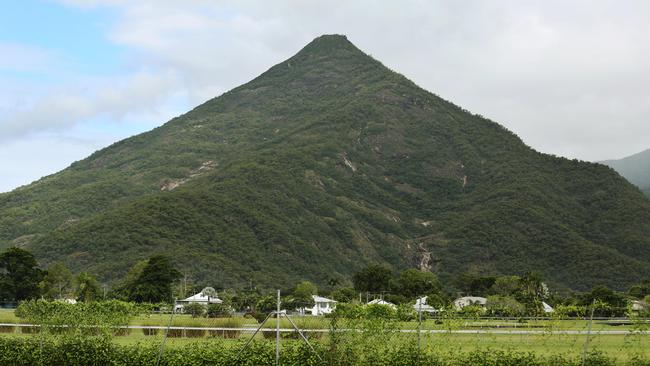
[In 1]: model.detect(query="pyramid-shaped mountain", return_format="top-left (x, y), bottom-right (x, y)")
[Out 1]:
top-left (1, 35), bottom-right (649, 291)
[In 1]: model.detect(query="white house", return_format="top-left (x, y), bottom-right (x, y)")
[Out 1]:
top-left (453, 296), bottom-right (487, 310)
top-left (367, 298), bottom-right (397, 309)
top-left (307, 295), bottom-right (337, 316)
top-left (542, 301), bottom-right (554, 313)
top-left (413, 296), bottom-right (438, 314)
top-left (631, 300), bottom-right (646, 313)
top-left (174, 287), bottom-right (223, 312)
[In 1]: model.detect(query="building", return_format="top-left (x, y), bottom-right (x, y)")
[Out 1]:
top-left (174, 287), bottom-right (223, 312)
top-left (453, 296), bottom-right (487, 310)
top-left (367, 298), bottom-right (397, 309)
top-left (307, 295), bottom-right (337, 316)
top-left (413, 296), bottom-right (438, 314)
top-left (542, 301), bottom-right (554, 313)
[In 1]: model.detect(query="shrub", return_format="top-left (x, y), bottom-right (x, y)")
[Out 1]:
top-left (207, 303), bottom-right (232, 318)
top-left (183, 303), bottom-right (206, 318)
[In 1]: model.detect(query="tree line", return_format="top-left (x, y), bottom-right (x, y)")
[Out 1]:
top-left (1, 247), bottom-right (649, 318)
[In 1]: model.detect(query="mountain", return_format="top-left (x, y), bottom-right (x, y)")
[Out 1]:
top-left (1, 35), bottom-right (649, 291)
top-left (601, 149), bottom-right (650, 198)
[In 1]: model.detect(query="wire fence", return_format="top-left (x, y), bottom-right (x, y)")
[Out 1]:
top-left (1, 295), bottom-right (649, 365)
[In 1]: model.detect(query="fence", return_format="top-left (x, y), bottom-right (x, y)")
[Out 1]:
top-left (1, 296), bottom-right (650, 365)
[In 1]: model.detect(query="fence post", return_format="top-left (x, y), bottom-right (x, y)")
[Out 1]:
top-left (276, 289), bottom-right (281, 366)
top-left (581, 299), bottom-right (596, 366)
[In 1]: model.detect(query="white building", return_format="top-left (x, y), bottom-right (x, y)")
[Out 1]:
top-left (413, 296), bottom-right (438, 314)
top-left (174, 287), bottom-right (223, 312)
top-left (307, 295), bottom-right (337, 316)
top-left (367, 298), bottom-right (397, 309)
top-left (453, 296), bottom-right (487, 310)
top-left (542, 301), bottom-right (554, 313)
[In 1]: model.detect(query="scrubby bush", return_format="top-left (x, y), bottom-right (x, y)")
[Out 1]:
top-left (183, 303), bottom-right (206, 318)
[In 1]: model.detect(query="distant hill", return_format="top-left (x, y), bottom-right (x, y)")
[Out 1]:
top-left (601, 149), bottom-right (650, 197)
top-left (1, 35), bottom-right (649, 291)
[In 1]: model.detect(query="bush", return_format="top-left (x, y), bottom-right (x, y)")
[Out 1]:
top-left (183, 303), bottom-right (206, 318)
top-left (207, 303), bottom-right (232, 318)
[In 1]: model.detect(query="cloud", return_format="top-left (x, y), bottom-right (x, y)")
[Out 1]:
top-left (0, 70), bottom-right (181, 138)
top-left (2, 0), bottom-right (650, 193)
top-left (56, 0), bottom-right (650, 161)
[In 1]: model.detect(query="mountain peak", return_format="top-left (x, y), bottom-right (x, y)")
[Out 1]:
top-left (289, 34), bottom-right (369, 62)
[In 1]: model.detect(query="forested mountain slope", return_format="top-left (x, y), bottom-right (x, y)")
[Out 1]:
top-left (1, 35), bottom-right (649, 291)
top-left (602, 149), bottom-right (650, 198)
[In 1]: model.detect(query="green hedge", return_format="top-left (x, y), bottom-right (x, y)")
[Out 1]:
top-left (0, 337), bottom-right (644, 366)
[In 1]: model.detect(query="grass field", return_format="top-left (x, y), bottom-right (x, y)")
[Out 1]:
top-left (2, 308), bottom-right (649, 362)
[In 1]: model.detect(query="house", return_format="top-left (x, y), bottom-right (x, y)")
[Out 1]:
top-left (367, 298), bottom-right (397, 309)
top-left (413, 296), bottom-right (438, 314)
top-left (453, 296), bottom-right (487, 310)
top-left (542, 301), bottom-right (554, 313)
top-left (306, 295), bottom-right (337, 316)
top-left (631, 300), bottom-right (646, 313)
top-left (174, 287), bottom-right (223, 312)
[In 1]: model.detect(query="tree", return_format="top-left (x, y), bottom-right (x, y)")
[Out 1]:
top-left (40, 262), bottom-right (73, 300)
top-left (330, 287), bottom-right (356, 302)
top-left (0, 247), bottom-right (44, 301)
top-left (294, 281), bottom-right (317, 304)
top-left (129, 255), bottom-right (181, 303)
top-left (397, 269), bottom-right (441, 298)
top-left (75, 272), bottom-right (100, 302)
top-left (455, 273), bottom-right (496, 296)
top-left (111, 259), bottom-right (149, 300)
top-left (629, 279), bottom-right (650, 299)
top-left (486, 295), bottom-right (525, 317)
top-left (490, 275), bottom-right (521, 297)
top-left (352, 264), bottom-right (392, 293)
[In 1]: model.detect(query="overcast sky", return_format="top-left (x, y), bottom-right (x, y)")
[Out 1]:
top-left (1, 0), bottom-right (649, 193)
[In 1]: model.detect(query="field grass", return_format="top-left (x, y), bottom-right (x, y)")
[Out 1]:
top-left (3, 308), bottom-right (649, 362)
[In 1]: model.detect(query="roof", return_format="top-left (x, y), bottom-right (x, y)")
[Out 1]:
top-left (454, 296), bottom-right (487, 304)
top-left (542, 301), bottom-right (554, 313)
top-left (312, 295), bottom-right (337, 303)
top-left (414, 296), bottom-right (438, 312)
top-left (181, 292), bottom-right (223, 304)
top-left (367, 299), bottom-right (396, 307)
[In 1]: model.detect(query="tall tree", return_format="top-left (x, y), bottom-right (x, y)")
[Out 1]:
top-left (398, 269), bottom-right (441, 298)
top-left (352, 264), bottom-right (392, 293)
top-left (40, 262), bottom-right (73, 299)
top-left (129, 255), bottom-right (181, 303)
top-left (0, 247), bottom-right (43, 301)
top-left (75, 272), bottom-right (101, 302)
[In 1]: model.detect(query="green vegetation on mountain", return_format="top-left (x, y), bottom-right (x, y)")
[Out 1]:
top-left (601, 149), bottom-right (650, 197)
top-left (0, 35), bottom-right (649, 291)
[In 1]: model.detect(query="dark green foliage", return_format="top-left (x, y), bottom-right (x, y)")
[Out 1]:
top-left (0, 35), bottom-right (649, 292)
top-left (353, 264), bottom-right (393, 293)
top-left (0, 247), bottom-right (43, 301)
top-left (184, 303), bottom-right (206, 318)
top-left (207, 302), bottom-right (232, 318)
top-left (330, 287), bottom-right (356, 302)
top-left (40, 262), bottom-right (73, 300)
top-left (629, 279), bottom-right (650, 299)
top-left (127, 255), bottom-right (180, 303)
top-left (75, 272), bottom-right (101, 302)
top-left (397, 268), bottom-right (441, 298)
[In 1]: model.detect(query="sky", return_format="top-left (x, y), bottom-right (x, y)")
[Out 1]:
top-left (1, 0), bottom-right (649, 193)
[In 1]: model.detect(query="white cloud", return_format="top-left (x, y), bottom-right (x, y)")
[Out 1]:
top-left (2, 0), bottom-right (650, 191)
top-left (0, 71), bottom-right (181, 138)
